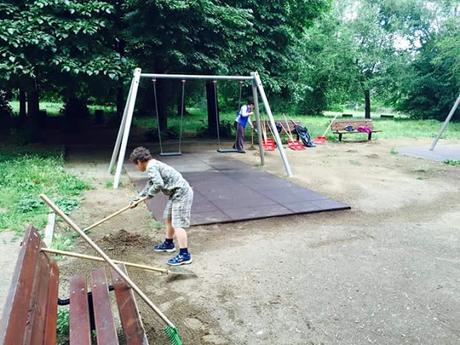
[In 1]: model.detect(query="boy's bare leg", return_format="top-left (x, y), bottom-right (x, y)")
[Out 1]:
top-left (174, 227), bottom-right (188, 249)
top-left (165, 218), bottom-right (175, 239)
top-left (165, 218), bottom-right (187, 248)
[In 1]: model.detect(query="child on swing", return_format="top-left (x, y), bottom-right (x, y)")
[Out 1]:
top-left (129, 146), bottom-right (193, 266)
top-left (234, 99), bottom-right (255, 153)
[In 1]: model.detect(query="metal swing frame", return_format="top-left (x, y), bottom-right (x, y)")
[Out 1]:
top-left (108, 68), bottom-right (293, 189)
top-left (216, 80), bottom-right (242, 153)
top-left (153, 78), bottom-right (185, 156)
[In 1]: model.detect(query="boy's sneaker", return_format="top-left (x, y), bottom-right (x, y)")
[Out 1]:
top-left (167, 253), bottom-right (192, 266)
top-left (153, 241), bottom-right (176, 253)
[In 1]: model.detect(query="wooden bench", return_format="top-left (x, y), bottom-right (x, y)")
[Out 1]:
top-left (0, 226), bottom-right (149, 345)
top-left (259, 120), bottom-right (300, 135)
top-left (331, 119), bottom-right (381, 141)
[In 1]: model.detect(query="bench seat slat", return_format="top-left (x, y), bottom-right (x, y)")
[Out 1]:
top-left (91, 268), bottom-right (119, 345)
top-left (111, 265), bottom-right (149, 345)
top-left (70, 275), bottom-right (91, 345)
top-left (44, 262), bottom-right (59, 345)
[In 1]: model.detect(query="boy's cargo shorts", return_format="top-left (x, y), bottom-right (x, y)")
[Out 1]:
top-left (163, 186), bottom-right (193, 228)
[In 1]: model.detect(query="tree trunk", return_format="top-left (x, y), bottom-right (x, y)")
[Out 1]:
top-left (206, 81), bottom-right (219, 137)
top-left (116, 82), bottom-right (124, 118)
top-left (364, 89), bottom-right (371, 119)
top-left (28, 84), bottom-right (40, 119)
top-left (19, 89), bottom-right (26, 119)
top-left (26, 82), bottom-right (41, 142)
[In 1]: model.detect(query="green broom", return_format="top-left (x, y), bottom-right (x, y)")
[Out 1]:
top-left (40, 194), bottom-right (184, 345)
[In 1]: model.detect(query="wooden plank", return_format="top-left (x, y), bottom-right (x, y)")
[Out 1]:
top-left (0, 226), bottom-right (42, 345)
top-left (44, 260), bottom-right (59, 345)
top-left (111, 264), bottom-right (149, 345)
top-left (91, 268), bottom-right (119, 345)
top-left (24, 253), bottom-right (54, 345)
top-left (70, 275), bottom-right (91, 345)
top-left (44, 213), bottom-right (56, 247)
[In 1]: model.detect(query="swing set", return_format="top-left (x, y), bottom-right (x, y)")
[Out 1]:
top-left (108, 68), bottom-right (293, 189)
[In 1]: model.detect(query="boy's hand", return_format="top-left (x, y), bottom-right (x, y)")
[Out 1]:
top-left (129, 197), bottom-right (141, 208)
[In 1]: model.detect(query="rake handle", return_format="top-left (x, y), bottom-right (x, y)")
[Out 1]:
top-left (41, 248), bottom-right (169, 274)
top-left (39, 194), bottom-right (175, 329)
top-left (83, 196), bottom-right (149, 232)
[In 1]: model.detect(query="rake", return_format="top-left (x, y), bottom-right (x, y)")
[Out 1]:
top-left (40, 194), bottom-right (184, 345)
top-left (42, 248), bottom-right (196, 277)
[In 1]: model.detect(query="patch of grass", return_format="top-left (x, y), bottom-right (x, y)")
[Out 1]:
top-left (51, 231), bottom-right (76, 252)
top-left (390, 148), bottom-right (398, 155)
top-left (133, 107), bottom-right (460, 140)
top-left (56, 307), bottom-right (70, 344)
top-left (151, 220), bottom-right (162, 230)
top-left (443, 159), bottom-right (460, 166)
top-left (0, 145), bottom-right (89, 233)
top-left (105, 180), bottom-right (113, 188)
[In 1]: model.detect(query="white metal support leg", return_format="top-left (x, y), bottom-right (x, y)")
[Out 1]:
top-left (113, 68), bottom-right (142, 189)
top-left (251, 73), bottom-right (264, 166)
top-left (430, 93), bottom-right (460, 151)
top-left (253, 72), bottom-right (293, 177)
top-left (108, 77), bottom-right (136, 173)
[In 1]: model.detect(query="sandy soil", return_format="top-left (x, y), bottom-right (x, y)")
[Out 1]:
top-left (59, 137), bottom-right (460, 345)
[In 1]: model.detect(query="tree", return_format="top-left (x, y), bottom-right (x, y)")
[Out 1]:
top-left (395, 2), bottom-right (460, 120)
top-left (0, 0), bottom-right (127, 124)
top-left (298, 0), bottom-right (433, 117)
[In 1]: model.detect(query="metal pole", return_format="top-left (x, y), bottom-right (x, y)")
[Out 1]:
top-left (253, 72), bottom-right (293, 177)
top-left (108, 76), bottom-right (135, 173)
top-left (430, 93), bottom-right (460, 151)
top-left (113, 68), bottom-right (142, 189)
top-left (140, 73), bottom-right (253, 81)
top-left (251, 72), bottom-right (264, 166)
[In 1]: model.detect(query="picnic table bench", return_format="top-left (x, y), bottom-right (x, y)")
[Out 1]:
top-left (331, 119), bottom-right (381, 141)
top-left (0, 226), bottom-right (149, 345)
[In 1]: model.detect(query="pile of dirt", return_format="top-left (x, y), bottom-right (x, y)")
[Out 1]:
top-left (99, 229), bottom-right (152, 249)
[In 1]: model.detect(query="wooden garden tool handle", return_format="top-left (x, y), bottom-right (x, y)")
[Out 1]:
top-left (321, 113), bottom-right (340, 137)
top-left (41, 248), bottom-right (168, 274)
top-left (39, 194), bottom-right (175, 329)
top-left (83, 196), bottom-right (149, 232)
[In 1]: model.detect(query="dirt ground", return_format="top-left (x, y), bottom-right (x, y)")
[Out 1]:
top-left (59, 137), bottom-right (460, 345)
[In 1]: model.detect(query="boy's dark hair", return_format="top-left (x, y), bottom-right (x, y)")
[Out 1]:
top-left (247, 99), bottom-right (254, 105)
top-left (130, 146), bottom-right (152, 164)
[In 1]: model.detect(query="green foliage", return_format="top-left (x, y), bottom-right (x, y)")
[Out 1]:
top-left (443, 160), bottom-right (460, 167)
top-left (0, 146), bottom-right (89, 233)
top-left (395, 15), bottom-right (460, 120)
top-left (56, 307), bottom-right (70, 344)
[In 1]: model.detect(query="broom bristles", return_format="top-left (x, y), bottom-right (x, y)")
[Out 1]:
top-left (164, 326), bottom-right (183, 345)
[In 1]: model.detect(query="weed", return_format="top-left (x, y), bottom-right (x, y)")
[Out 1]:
top-left (152, 220), bottom-right (162, 230)
top-left (443, 160), bottom-right (460, 166)
top-left (105, 180), bottom-right (113, 188)
top-left (0, 145), bottom-right (89, 233)
top-left (56, 307), bottom-right (69, 344)
top-left (390, 148), bottom-right (398, 155)
top-left (51, 232), bottom-right (75, 252)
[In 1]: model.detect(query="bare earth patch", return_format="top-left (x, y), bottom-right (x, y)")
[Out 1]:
top-left (58, 138), bottom-right (460, 345)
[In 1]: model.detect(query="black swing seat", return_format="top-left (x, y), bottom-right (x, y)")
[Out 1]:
top-left (217, 148), bottom-right (239, 153)
top-left (159, 151), bottom-right (182, 156)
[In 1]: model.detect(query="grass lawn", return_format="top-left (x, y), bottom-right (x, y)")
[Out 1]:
top-left (8, 101), bottom-right (115, 117)
top-left (133, 107), bottom-right (460, 140)
top-left (0, 146), bottom-right (90, 234)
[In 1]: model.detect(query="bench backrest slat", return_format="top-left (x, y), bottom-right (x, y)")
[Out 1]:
top-left (70, 275), bottom-right (91, 345)
top-left (0, 226), bottom-right (58, 345)
top-left (112, 264), bottom-right (149, 345)
top-left (331, 119), bottom-right (374, 131)
top-left (91, 268), bottom-right (119, 345)
top-left (24, 254), bottom-right (56, 345)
